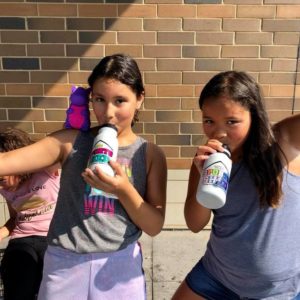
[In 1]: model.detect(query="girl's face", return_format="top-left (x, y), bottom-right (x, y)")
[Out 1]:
top-left (90, 78), bottom-right (143, 138)
top-left (201, 96), bottom-right (251, 161)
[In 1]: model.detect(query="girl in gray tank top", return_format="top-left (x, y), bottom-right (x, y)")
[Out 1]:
top-left (0, 54), bottom-right (167, 300)
top-left (172, 71), bottom-right (300, 300)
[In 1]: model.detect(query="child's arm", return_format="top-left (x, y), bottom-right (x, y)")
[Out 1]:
top-left (275, 113), bottom-right (300, 150)
top-left (273, 114), bottom-right (300, 171)
top-left (184, 162), bottom-right (211, 233)
top-left (82, 143), bottom-right (167, 237)
top-left (184, 141), bottom-right (223, 232)
top-left (142, 142), bottom-right (167, 235)
top-left (0, 130), bottom-right (75, 177)
top-left (0, 202), bottom-right (16, 241)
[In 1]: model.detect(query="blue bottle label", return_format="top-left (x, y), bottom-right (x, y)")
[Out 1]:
top-left (202, 161), bottom-right (230, 192)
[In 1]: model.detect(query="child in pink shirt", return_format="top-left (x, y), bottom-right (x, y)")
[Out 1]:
top-left (0, 128), bottom-right (60, 300)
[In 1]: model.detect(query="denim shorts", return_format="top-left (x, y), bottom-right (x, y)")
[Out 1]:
top-left (185, 259), bottom-right (300, 300)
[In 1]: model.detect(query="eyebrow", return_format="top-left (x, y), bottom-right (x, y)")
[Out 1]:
top-left (202, 115), bottom-right (241, 119)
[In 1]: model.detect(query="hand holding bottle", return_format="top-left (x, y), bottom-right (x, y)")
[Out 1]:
top-left (195, 142), bottom-right (232, 209)
top-left (87, 124), bottom-right (118, 177)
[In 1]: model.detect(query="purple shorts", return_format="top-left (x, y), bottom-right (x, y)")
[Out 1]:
top-left (38, 242), bottom-right (146, 300)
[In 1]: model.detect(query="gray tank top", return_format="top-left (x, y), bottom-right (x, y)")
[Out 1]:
top-left (47, 131), bottom-right (147, 253)
top-left (203, 162), bottom-right (300, 299)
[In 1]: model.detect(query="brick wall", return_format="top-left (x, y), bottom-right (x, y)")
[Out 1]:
top-left (0, 0), bottom-right (299, 170)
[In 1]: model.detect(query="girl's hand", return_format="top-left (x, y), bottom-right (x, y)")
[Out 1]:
top-left (81, 160), bottom-right (130, 196)
top-left (0, 226), bottom-right (10, 241)
top-left (0, 175), bottom-right (20, 191)
top-left (193, 139), bottom-right (224, 173)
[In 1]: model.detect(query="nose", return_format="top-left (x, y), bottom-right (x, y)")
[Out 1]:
top-left (105, 102), bottom-right (114, 121)
top-left (212, 126), bottom-right (227, 141)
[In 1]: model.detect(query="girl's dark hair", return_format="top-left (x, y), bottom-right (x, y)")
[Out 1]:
top-left (0, 128), bottom-right (34, 184)
top-left (88, 54), bottom-right (145, 125)
top-left (199, 71), bottom-right (283, 208)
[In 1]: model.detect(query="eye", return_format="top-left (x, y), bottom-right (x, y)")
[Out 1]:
top-left (115, 97), bottom-right (126, 104)
top-left (203, 119), bottom-right (213, 125)
top-left (227, 120), bottom-right (239, 125)
top-left (91, 97), bottom-right (104, 103)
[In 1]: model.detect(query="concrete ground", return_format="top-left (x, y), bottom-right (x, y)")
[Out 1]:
top-left (0, 230), bottom-right (210, 300)
top-left (139, 229), bottom-right (210, 300)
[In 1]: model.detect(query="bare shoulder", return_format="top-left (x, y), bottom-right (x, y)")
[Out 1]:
top-left (46, 128), bottom-right (81, 165)
top-left (274, 114), bottom-right (300, 173)
top-left (48, 128), bottom-right (79, 143)
top-left (146, 142), bottom-right (166, 161)
top-left (274, 113), bottom-right (300, 150)
top-left (145, 142), bottom-right (167, 174)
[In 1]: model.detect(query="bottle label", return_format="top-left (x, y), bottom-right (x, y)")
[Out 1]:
top-left (89, 140), bottom-right (114, 168)
top-left (202, 161), bottom-right (230, 192)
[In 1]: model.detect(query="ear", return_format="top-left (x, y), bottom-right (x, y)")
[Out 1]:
top-left (136, 92), bottom-right (144, 110)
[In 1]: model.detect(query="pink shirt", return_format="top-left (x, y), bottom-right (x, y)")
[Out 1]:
top-left (0, 170), bottom-right (60, 238)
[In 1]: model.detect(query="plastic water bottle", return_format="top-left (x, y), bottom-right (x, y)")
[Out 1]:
top-left (196, 144), bottom-right (232, 209)
top-left (88, 124), bottom-right (118, 177)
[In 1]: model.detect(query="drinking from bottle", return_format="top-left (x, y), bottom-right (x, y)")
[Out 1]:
top-left (88, 124), bottom-right (118, 177)
top-left (196, 144), bottom-right (232, 209)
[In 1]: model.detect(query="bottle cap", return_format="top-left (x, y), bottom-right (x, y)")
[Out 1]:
top-left (98, 123), bottom-right (118, 133)
top-left (222, 144), bottom-right (231, 158)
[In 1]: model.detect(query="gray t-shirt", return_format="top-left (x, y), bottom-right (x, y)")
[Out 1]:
top-left (47, 131), bottom-right (147, 253)
top-left (203, 163), bottom-right (300, 299)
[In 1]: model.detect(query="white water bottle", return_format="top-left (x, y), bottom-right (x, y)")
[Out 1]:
top-left (88, 124), bottom-right (118, 177)
top-left (196, 144), bottom-right (232, 209)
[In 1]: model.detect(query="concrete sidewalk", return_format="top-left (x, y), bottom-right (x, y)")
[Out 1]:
top-left (139, 229), bottom-right (210, 300)
top-left (0, 230), bottom-right (210, 300)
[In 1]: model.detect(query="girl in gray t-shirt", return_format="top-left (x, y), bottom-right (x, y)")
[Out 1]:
top-left (172, 71), bottom-right (300, 300)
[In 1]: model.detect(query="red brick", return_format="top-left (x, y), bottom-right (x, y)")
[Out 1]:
top-left (34, 122), bottom-right (64, 133)
top-left (197, 5), bottom-right (235, 18)
top-left (144, 98), bottom-right (181, 110)
top-left (144, 45), bottom-right (181, 58)
top-left (8, 109), bottom-right (44, 121)
top-left (0, 122), bottom-right (33, 132)
top-left (145, 72), bottom-right (182, 84)
top-left (145, 123), bottom-right (179, 134)
top-left (158, 4), bottom-right (196, 17)
top-left (0, 97), bottom-right (31, 108)
top-left (1, 31), bottom-right (38, 43)
top-left (118, 4), bottom-right (156, 17)
top-left (277, 5), bottom-right (300, 18)
top-left (144, 18), bottom-right (181, 31)
top-left (223, 19), bottom-right (261, 31)
top-left (167, 158), bottom-right (192, 170)
top-left (237, 5), bottom-right (275, 18)
top-left (6, 84), bottom-right (43, 96)
top-left (272, 59), bottom-right (297, 72)
top-left (38, 4), bottom-right (77, 16)
top-left (0, 3), bottom-right (38, 16)
top-left (158, 58), bottom-right (194, 71)
top-left (118, 32), bottom-right (155, 44)
top-left (161, 146), bottom-right (180, 158)
top-left (157, 85), bottom-right (194, 97)
top-left (105, 45), bottom-right (142, 57)
top-left (183, 19), bottom-right (221, 31)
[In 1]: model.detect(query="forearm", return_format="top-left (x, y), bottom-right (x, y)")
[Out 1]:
top-left (185, 163), bottom-right (211, 233)
top-left (116, 184), bottom-right (164, 236)
top-left (185, 198), bottom-right (211, 233)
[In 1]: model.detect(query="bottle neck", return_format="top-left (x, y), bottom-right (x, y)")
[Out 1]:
top-left (222, 144), bottom-right (231, 159)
